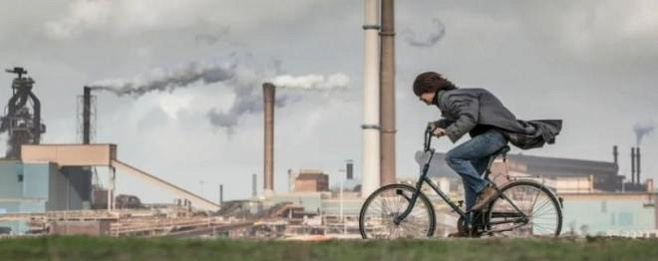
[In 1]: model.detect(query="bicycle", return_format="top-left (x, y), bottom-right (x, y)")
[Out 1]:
top-left (359, 126), bottom-right (563, 239)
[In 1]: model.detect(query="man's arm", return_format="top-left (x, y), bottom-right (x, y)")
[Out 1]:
top-left (429, 119), bottom-right (453, 129)
top-left (443, 94), bottom-right (480, 143)
top-left (427, 119), bottom-right (451, 138)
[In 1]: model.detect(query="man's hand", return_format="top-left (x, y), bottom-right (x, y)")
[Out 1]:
top-left (427, 122), bottom-right (447, 137)
top-left (432, 127), bottom-right (447, 137)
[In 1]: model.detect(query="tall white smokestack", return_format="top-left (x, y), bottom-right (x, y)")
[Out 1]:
top-left (361, 0), bottom-right (381, 197)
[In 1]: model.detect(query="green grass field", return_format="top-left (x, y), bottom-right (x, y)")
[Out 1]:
top-left (0, 236), bottom-right (657, 261)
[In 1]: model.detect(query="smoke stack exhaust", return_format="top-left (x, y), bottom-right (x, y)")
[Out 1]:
top-left (263, 83), bottom-right (275, 196)
top-left (631, 148), bottom-right (636, 184)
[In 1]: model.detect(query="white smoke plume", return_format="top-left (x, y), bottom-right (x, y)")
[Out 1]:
top-left (634, 121), bottom-right (655, 147)
top-left (207, 72), bottom-right (348, 130)
top-left (270, 73), bottom-right (350, 90)
top-left (88, 56), bottom-right (350, 130)
top-left (88, 61), bottom-right (235, 97)
top-left (403, 18), bottom-right (446, 47)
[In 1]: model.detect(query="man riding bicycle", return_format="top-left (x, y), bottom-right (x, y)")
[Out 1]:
top-left (413, 72), bottom-right (562, 220)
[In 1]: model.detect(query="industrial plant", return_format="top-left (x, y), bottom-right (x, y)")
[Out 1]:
top-left (0, 0), bottom-right (656, 240)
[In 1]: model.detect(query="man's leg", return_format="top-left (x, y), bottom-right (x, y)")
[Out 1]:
top-left (471, 156), bottom-right (492, 177)
top-left (462, 182), bottom-right (477, 211)
top-left (446, 130), bottom-right (507, 210)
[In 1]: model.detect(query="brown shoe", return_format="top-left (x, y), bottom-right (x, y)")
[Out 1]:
top-left (471, 187), bottom-right (498, 211)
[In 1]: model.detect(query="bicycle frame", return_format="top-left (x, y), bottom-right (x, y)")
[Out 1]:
top-left (393, 127), bottom-right (529, 230)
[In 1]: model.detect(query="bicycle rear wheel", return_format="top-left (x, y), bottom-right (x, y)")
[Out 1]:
top-left (487, 180), bottom-right (562, 237)
top-left (359, 184), bottom-right (436, 239)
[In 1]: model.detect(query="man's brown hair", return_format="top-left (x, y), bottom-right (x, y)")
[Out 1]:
top-left (412, 71), bottom-right (457, 96)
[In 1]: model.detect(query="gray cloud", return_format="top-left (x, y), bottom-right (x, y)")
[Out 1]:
top-left (194, 25), bottom-right (231, 46)
top-left (403, 18), bottom-right (446, 47)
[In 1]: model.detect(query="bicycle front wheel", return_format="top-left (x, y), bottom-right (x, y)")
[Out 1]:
top-left (487, 180), bottom-right (562, 237)
top-left (359, 184), bottom-right (435, 239)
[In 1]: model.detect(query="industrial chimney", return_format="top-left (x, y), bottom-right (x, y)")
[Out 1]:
top-left (380, 0), bottom-right (396, 187)
top-left (636, 147), bottom-right (641, 185)
top-left (219, 184), bottom-right (223, 206)
top-left (346, 160), bottom-right (354, 180)
top-left (78, 86), bottom-right (97, 144)
top-left (631, 148), bottom-right (636, 184)
top-left (83, 86), bottom-right (92, 144)
top-left (252, 173), bottom-right (257, 198)
top-left (613, 145), bottom-right (618, 167)
top-left (361, 0), bottom-right (381, 197)
top-left (263, 83), bottom-right (275, 196)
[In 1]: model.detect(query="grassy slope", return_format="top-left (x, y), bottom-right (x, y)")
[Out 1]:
top-left (0, 237), bottom-right (657, 261)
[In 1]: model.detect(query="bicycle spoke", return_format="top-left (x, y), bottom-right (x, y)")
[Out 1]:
top-left (360, 185), bottom-right (435, 239)
top-left (486, 182), bottom-right (561, 238)
top-left (529, 186), bottom-right (542, 211)
top-left (531, 199), bottom-right (552, 216)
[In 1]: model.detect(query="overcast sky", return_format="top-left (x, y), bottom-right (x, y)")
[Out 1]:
top-left (0, 0), bottom-right (656, 203)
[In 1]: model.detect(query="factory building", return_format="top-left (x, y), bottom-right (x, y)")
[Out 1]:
top-left (0, 161), bottom-right (92, 233)
top-left (561, 193), bottom-right (657, 236)
top-left (291, 170), bottom-right (329, 193)
top-left (0, 144), bottom-right (220, 235)
top-left (419, 147), bottom-right (649, 193)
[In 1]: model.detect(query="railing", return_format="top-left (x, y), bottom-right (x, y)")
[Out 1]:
top-left (110, 217), bottom-right (220, 236)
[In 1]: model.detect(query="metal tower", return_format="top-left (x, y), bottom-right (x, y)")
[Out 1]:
top-left (0, 67), bottom-right (46, 158)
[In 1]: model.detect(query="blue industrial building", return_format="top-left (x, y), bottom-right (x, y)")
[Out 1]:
top-left (0, 160), bottom-right (91, 234)
top-left (562, 193), bottom-right (657, 236)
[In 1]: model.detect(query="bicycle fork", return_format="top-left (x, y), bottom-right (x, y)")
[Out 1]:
top-left (392, 179), bottom-right (423, 225)
top-left (394, 152), bottom-right (435, 225)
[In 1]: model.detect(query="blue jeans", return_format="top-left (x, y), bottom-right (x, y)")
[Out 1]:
top-left (445, 129), bottom-right (507, 211)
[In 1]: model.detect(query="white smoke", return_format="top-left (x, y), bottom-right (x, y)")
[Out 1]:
top-left (208, 72), bottom-right (348, 130)
top-left (270, 73), bottom-right (350, 90)
top-left (403, 18), bottom-right (446, 47)
top-left (88, 56), bottom-right (350, 130)
top-left (634, 121), bottom-right (655, 147)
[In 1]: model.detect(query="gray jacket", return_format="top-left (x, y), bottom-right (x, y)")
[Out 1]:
top-left (434, 88), bottom-right (562, 150)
